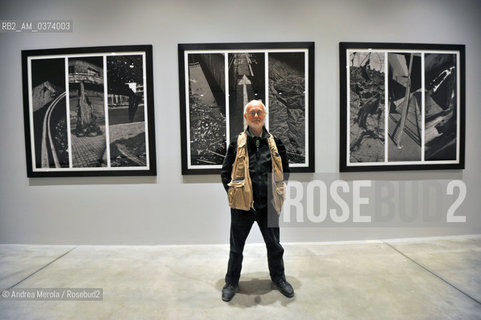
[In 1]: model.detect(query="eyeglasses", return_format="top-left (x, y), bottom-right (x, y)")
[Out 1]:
top-left (247, 110), bottom-right (265, 117)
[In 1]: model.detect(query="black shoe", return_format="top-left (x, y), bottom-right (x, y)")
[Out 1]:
top-left (272, 279), bottom-right (294, 298)
top-left (221, 283), bottom-right (238, 302)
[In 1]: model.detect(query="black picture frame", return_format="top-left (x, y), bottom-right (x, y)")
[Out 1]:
top-left (340, 42), bottom-right (465, 172)
top-left (22, 45), bottom-right (156, 177)
top-left (178, 42), bottom-right (315, 175)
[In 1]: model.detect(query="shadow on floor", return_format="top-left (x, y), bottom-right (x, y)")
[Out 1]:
top-left (216, 272), bottom-right (299, 307)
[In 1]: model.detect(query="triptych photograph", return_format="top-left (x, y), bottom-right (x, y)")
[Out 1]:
top-left (178, 42), bottom-right (315, 175)
top-left (22, 46), bottom-right (156, 177)
top-left (340, 43), bottom-right (465, 172)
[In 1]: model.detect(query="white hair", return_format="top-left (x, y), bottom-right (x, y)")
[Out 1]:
top-left (243, 99), bottom-right (267, 130)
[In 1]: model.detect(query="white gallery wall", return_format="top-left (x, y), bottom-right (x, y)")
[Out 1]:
top-left (0, 0), bottom-right (480, 245)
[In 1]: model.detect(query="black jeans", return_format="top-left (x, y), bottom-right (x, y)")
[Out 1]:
top-left (225, 206), bottom-right (285, 286)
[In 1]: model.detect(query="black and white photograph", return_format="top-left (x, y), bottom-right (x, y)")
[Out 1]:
top-left (30, 58), bottom-right (69, 169)
top-left (387, 52), bottom-right (422, 162)
top-left (187, 53), bottom-right (227, 167)
top-left (107, 55), bottom-right (147, 167)
top-left (22, 45), bottom-right (156, 177)
top-left (340, 42), bottom-right (465, 172)
top-left (228, 52), bottom-right (265, 139)
top-left (348, 51), bottom-right (385, 163)
top-left (69, 56), bottom-right (106, 168)
top-left (424, 53), bottom-right (458, 161)
top-left (179, 42), bottom-right (315, 175)
top-left (268, 52), bottom-right (307, 164)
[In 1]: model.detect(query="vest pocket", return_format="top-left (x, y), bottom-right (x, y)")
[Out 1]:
top-left (228, 179), bottom-right (250, 210)
top-left (235, 156), bottom-right (245, 178)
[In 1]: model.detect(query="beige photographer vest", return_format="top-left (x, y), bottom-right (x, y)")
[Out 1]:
top-left (227, 132), bottom-right (286, 214)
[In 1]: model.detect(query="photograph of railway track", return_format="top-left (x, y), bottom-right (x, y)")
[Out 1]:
top-left (340, 42), bottom-right (465, 172)
top-left (30, 58), bottom-right (69, 169)
top-left (22, 45), bottom-right (156, 177)
top-left (179, 42), bottom-right (314, 175)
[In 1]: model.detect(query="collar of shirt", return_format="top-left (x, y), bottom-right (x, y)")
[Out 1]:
top-left (246, 126), bottom-right (269, 140)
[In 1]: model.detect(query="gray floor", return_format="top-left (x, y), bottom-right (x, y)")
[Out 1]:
top-left (1, 236), bottom-right (481, 320)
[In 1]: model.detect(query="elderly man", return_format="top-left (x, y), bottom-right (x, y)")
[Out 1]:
top-left (220, 99), bottom-right (294, 302)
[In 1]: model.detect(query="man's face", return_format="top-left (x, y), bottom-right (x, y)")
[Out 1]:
top-left (244, 102), bottom-right (266, 130)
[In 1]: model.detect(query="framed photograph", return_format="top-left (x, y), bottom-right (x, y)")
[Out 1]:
top-left (340, 42), bottom-right (465, 172)
top-left (22, 45), bottom-right (156, 177)
top-left (178, 42), bottom-right (315, 175)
